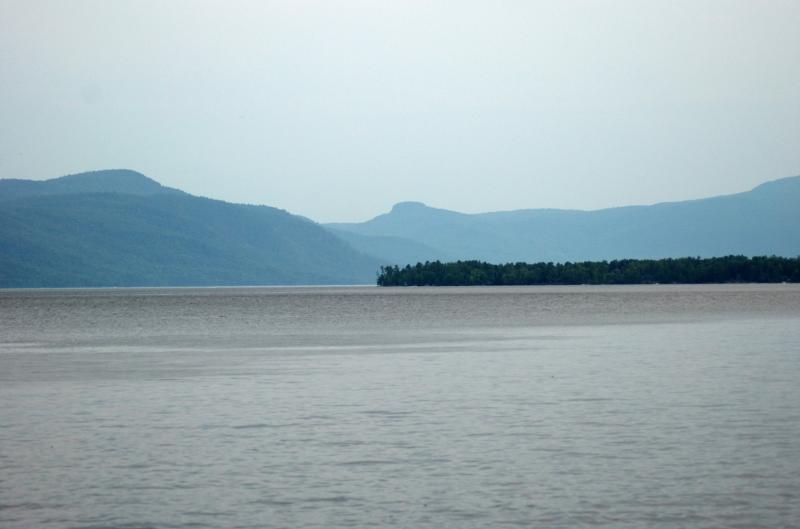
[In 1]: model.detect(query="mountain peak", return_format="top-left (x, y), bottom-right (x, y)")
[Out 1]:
top-left (59, 168), bottom-right (149, 181)
top-left (391, 201), bottom-right (428, 213)
top-left (53, 169), bottom-right (170, 194)
top-left (0, 169), bottom-right (182, 200)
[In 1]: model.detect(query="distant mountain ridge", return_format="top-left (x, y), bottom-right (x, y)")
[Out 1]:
top-left (3, 170), bottom-right (798, 287)
top-left (327, 175), bottom-right (800, 265)
top-left (0, 170), bottom-right (379, 287)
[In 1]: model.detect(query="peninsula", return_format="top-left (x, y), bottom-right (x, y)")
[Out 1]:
top-left (377, 256), bottom-right (800, 286)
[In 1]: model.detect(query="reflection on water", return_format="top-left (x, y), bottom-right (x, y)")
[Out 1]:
top-left (1, 285), bottom-right (799, 528)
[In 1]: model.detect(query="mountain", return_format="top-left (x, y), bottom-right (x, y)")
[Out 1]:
top-left (0, 170), bottom-right (380, 287)
top-left (5, 170), bottom-right (798, 287)
top-left (327, 176), bottom-right (800, 265)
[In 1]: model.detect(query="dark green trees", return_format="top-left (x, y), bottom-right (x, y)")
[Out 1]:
top-left (377, 256), bottom-right (800, 286)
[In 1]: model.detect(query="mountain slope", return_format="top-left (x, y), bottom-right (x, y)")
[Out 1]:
top-left (328, 176), bottom-right (800, 265)
top-left (0, 171), bottom-right (380, 287)
top-left (326, 226), bottom-right (452, 265)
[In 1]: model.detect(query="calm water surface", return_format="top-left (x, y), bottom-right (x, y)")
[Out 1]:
top-left (1, 285), bottom-right (799, 528)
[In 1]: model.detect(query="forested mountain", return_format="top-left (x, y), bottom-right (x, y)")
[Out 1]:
top-left (328, 176), bottom-right (800, 266)
top-left (0, 170), bottom-right (379, 287)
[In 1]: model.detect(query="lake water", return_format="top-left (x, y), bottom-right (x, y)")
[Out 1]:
top-left (1, 284), bottom-right (799, 529)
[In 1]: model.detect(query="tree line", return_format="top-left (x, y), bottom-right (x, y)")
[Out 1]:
top-left (377, 256), bottom-right (800, 286)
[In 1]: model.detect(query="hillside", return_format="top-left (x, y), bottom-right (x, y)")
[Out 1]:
top-left (327, 176), bottom-right (800, 265)
top-left (0, 171), bottom-right (380, 287)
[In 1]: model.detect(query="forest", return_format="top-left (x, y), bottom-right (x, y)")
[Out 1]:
top-left (377, 256), bottom-right (800, 286)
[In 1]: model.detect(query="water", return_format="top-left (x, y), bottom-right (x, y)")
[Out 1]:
top-left (1, 284), bottom-right (799, 528)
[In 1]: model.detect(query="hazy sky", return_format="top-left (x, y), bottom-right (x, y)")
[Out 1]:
top-left (1, 1), bottom-right (798, 222)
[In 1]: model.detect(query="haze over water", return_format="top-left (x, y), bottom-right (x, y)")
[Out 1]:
top-left (1, 285), bottom-right (799, 528)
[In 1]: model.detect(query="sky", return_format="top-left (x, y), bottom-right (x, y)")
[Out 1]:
top-left (1, 1), bottom-right (798, 222)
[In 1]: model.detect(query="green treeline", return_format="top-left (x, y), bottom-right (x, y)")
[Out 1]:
top-left (377, 256), bottom-right (800, 286)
